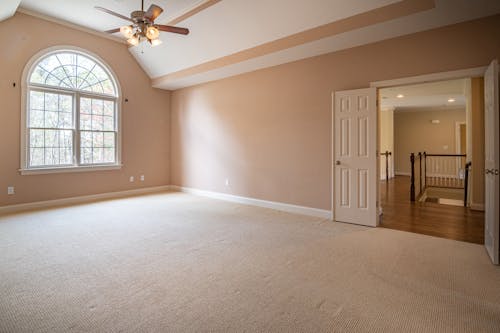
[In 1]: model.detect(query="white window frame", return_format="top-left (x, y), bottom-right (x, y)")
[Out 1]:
top-left (20, 46), bottom-right (122, 175)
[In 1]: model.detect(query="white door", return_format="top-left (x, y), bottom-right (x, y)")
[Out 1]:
top-left (334, 88), bottom-right (377, 226)
top-left (484, 59), bottom-right (500, 265)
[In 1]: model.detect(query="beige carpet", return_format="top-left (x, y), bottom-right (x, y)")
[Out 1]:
top-left (0, 192), bottom-right (499, 332)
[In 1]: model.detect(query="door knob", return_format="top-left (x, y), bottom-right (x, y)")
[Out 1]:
top-left (336, 161), bottom-right (341, 165)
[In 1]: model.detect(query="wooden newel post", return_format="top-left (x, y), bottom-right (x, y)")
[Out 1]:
top-left (464, 162), bottom-right (471, 207)
top-left (410, 153), bottom-right (415, 202)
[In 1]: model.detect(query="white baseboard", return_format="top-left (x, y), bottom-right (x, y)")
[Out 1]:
top-left (170, 185), bottom-right (332, 219)
top-left (0, 185), bottom-right (171, 216)
top-left (470, 203), bottom-right (485, 211)
top-left (395, 171), bottom-right (410, 176)
top-left (1, 184), bottom-right (332, 219)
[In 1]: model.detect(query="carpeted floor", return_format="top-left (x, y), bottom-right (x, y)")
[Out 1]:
top-left (1, 192), bottom-right (499, 332)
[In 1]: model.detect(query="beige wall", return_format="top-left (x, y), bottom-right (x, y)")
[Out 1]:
top-left (379, 108), bottom-right (394, 180)
top-left (394, 108), bottom-right (466, 175)
top-left (0, 13), bottom-right (171, 206)
top-left (171, 14), bottom-right (500, 210)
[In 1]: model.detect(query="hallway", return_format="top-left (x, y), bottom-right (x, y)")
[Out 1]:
top-left (380, 176), bottom-right (484, 244)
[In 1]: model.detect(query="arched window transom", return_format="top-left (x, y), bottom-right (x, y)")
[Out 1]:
top-left (22, 48), bottom-right (121, 173)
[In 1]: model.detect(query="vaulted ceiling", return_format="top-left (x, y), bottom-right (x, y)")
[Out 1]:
top-left (3, 0), bottom-right (500, 90)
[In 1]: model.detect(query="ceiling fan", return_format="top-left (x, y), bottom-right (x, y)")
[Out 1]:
top-left (95, 0), bottom-right (189, 47)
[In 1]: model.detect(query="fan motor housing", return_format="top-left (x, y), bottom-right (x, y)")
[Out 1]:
top-left (131, 10), bottom-right (147, 22)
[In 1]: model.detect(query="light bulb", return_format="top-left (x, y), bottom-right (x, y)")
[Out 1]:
top-left (127, 35), bottom-right (139, 46)
top-left (149, 39), bottom-right (163, 47)
top-left (120, 25), bottom-right (134, 38)
top-left (146, 26), bottom-right (160, 40)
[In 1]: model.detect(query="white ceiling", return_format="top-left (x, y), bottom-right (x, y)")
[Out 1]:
top-left (8, 0), bottom-right (500, 90)
top-left (380, 79), bottom-right (467, 111)
top-left (131, 0), bottom-right (400, 77)
top-left (19, 0), bottom-right (203, 31)
top-left (0, 0), bottom-right (20, 22)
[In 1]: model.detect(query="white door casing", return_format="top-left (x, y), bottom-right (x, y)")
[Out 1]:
top-left (484, 59), bottom-right (500, 265)
top-left (334, 88), bottom-right (377, 226)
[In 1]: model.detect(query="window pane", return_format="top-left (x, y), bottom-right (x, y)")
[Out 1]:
top-left (60, 148), bottom-right (73, 165)
top-left (30, 67), bottom-right (48, 84)
top-left (60, 130), bottom-right (73, 148)
top-left (45, 130), bottom-right (58, 148)
top-left (103, 148), bottom-right (115, 163)
top-left (81, 131), bottom-right (92, 148)
top-left (93, 132), bottom-right (104, 147)
top-left (103, 100), bottom-right (114, 116)
top-left (102, 80), bottom-right (115, 95)
top-left (44, 93), bottom-right (58, 111)
top-left (59, 112), bottom-right (73, 129)
top-left (92, 99), bottom-right (104, 115)
top-left (45, 148), bottom-right (60, 165)
top-left (81, 147), bottom-right (92, 164)
top-left (29, 110), bottom-right (44, 128)
top-left (29, 52), bottom-right (116, 96)
top-left (30, 148), bottom-right (44, 166)
top-left (28, 129), bottom-right (73, 167)
top-left (44, 111), bottom-right (59, 128)
top-left (103, 116), bottom-right (114, 131)
top-left (30, 91), bottom-right (73, 130)
top-left (93, 148), bottom-right (104, 164)
top-left (30, 91), bottom-right (44, 110)
top-left (80, 97), bottom-right (91, 114)
top-left (80, 113), bottom-right (91, 130)
top-left (104, 133), bottom-right (115, 148)
top-left (80, 131), bottom-right (115, 165)
top-left (60, 95), bottom-right (72, 113)
top-left (92, 115), bottom-right (103, 131)
top-left (30, 129), bottom-right (44, 147)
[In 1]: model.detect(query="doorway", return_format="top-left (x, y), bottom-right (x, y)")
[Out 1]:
top-left (375, 77), bottom-right (485, 244)
top-left (333, 64), bottom-right (498, 263)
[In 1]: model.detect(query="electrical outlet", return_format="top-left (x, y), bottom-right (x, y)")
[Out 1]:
top-left (7, 186), bottom-right (14, 195)
top-left (140, 175), bottom-right (145, 182)
top-left (129, 176), bottom-right (134, 182)
top-left (225, 178), bottom-right (229, 186)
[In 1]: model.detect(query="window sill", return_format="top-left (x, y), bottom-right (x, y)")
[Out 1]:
top-left (19, 164), bottom-right (123, 175)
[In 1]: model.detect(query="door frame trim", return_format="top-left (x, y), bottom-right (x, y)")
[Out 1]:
top-left (370, 66), bottom-right (487, 88)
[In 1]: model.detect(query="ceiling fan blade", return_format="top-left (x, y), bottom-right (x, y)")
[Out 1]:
top-left (95, 6), bottom-right (133, 22)
top-left (157, 25), bottom-right (189, 35)
top-left (105, 28), bottom-right (121, 34)
top-left (145, 4), bottom-right (163, 21)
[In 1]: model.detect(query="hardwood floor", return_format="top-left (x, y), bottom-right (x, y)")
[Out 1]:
top-left (380, 176), bottom-right (484, 244)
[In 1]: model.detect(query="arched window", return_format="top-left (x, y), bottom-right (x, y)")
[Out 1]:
top-left (21, 47), bottom-right (121, 174)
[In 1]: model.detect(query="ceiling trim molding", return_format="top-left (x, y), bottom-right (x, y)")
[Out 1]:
top-left (152, 0), bottom-right (435, 88)
top-left (16, 7), bottom-right (127, 44)
top-left (166, 0), bottom-right (221, 26)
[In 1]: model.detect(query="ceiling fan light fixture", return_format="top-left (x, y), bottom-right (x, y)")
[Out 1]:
top-left (146, 26), bottom-right (160, 40)
top-left (127, 35), bottom-right (140, 46)
top-left (120, 25), bottom-right (134, 38)
top-left (149, 38), bottom-right (163, 47)
top-left (96, 2), bottom-right (188, 47)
